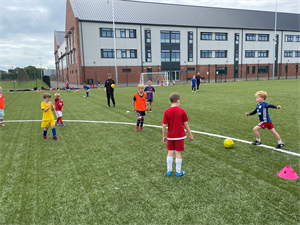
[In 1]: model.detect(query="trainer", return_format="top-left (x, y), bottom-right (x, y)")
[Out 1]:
top-left (196, 72), bottom-right (202, 92)
top-left (104, 73), bottom-right (116, 107)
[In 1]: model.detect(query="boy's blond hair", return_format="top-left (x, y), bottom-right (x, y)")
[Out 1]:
top-left (255, 91), bottom-right (267, 100)
top-left (43, 93), bottom-right (51, 99)
top-left (169, 92), bottom-right (180, 103)
top-left (138, 84), bottom-right (144, 89)
top-left (54, 93), bottom-right (60, 99)
top-left (147, 80), bottom-right (152, 84)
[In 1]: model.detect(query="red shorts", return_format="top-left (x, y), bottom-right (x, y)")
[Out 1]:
top-left (167, 139), bottom-right (184, 151)
top-left (258, 121), bottom-right (274, 130)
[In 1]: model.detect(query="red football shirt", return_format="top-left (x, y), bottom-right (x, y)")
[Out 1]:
top-left (162, 106), bottom-right (188, 139)
top-left (0, 94), bottom-right (5, 109)
top-left (55, 99), bottom-right (64, 111)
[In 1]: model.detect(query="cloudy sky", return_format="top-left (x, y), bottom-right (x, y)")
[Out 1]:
top-left (0, 0), bottom-right (299, 71)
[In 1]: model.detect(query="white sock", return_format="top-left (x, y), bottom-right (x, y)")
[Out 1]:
top-left (257, 139), bottom-right (261, 142)
top-left (278, 140), bottom-right (283, 144)
top-left (167, 156), bottom-right (173, 171)
top-left (176, 158), bottom-right (182, 173)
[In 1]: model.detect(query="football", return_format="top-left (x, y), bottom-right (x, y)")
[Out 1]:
top-left (224, 139), bottom-right (234, 148)
top-left (111, 84), bottom-right (115, 88)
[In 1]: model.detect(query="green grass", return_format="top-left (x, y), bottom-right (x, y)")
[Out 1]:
top-left (0, 79), bottom-right (299, 224)
top-left (0, 80), bottom-right (49, 91)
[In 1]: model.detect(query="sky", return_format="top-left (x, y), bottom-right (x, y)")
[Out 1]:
top-left (0, 0), bottom-right (299, 72)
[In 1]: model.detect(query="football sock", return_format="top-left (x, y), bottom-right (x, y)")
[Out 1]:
top-left (43, 130), bottom-right (47, 137)
top-left (278, 140), bottom-right (283, 144)
top-left (257, 139), bottom-right (261, 142)
top-left (167, 156), bottom-right (173, 171)
top-left (176, 158), bottom-right (182, 173)
top-left (60, 117), bottom-right (63, 124)
top-left (136, 119), bottom-right (140, 127)
top-left (140, 119), bottom-right (144, 127)
top-left (52, 128), bottom-right (56, 137)
top-left (56, 118), bottom-right (59, 124)
top-left (87, 92), bottom-right (89, 97)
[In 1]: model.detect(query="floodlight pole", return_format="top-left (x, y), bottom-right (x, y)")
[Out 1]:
top-left (112, 0), bottom-right (118, 87)
top-left (38, 57), bottom-right (42, 80)
top-left (272, 0), bottom-right (277, 80)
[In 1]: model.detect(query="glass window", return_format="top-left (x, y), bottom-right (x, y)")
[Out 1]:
top-left (161, 31), bottom-right (170, 43)
top-left (284, 51), bottom-right (293, 57)
top-left (246, 66), bottom-right (249, 74)
top-left (296, 35), bottom-right (300, 42)
top-left (171, 31), bottom-right (180, 43)
top-left (245, 50), bottom-right (255, 58)
top-left (129, 29), bottom-right (136, 38)
top-left (258, 34), bottom-right (269, 41)
top-left (215, 33), bottom-right (227, 40)
top-left (201, 32), bottom-right (212, 40)
top-left (146, 49), bottom-right (151, 62)
top-left (215, 50), bottom-right (227, 58)
top-left (258, 66), bottom-right (268, 74)
top-left (295, 51), bottom-right (300, 57)
top-left (286, 35), bottom-right (294, 42)
top-left (235, 33), bottom-right (239, 41)
top-left (201, 50), bottom-right (212, 58)
top-left (252, 66), bottom-right (255, 74)
top-left (161, 50), bottom-right (170, 62)
top-left (216, 67), bottom-right (227, 75)
top-left (101, 49), bottom-right (114, 58)
top-left (188, 50), bottom-right (193, 62)
top-left (121, 49), bottom-right (126, 58)
top-left (100, 28), bottom-right (114, 37)
top-left (188, 32), bottom-right (193, 44)
top-left (246, 34), bottom-right (256, 41)
top-left (120, 29), bottom-right (126, 38)
top-left (122, 69), bottom-right (131, 73)
top-left (146, 30), bottom-right (151, 43)
top-left (258, 50), bottom-right (268, 58)
top-left (171, 50), bottom-right (180, 62)
top-left (130, 50), bottom-right (137, 58)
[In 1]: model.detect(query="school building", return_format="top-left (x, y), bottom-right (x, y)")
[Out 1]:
top-left (54, 0), bottom-right (300, 85)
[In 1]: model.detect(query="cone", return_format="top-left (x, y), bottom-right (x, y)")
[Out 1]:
top-left (277, 166), bottom-right (298, 179)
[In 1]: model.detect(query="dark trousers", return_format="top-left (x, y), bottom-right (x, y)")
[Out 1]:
top-left (196, 81), bottom-right (200, 90)
top-left (106, 91), bottom-right (115, 106)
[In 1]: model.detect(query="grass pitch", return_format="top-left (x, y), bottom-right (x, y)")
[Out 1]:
top-left (0, 79), bottom-right (299, 224)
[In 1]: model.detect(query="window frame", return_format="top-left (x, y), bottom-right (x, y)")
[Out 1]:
top-left (129, 29), bottom-right (136, 38)
top-left (258, 34), bottom-right (269, 41)
top-left (101, 49), bottom-right (115, 58)
top-left (201, 50), bottom-right (212, 58)
top-left (130, 49), bottom-right (137, 58)
top-left (284, 50), bottom-right (293, 57)
top-left (215, 33), bottom-right (227, 41)
top-left (258, 50), bottom-right (269, 58)
top-left (100, 28), bottom-right (114, 37)
top-left (215, 50), bottom-right (227, 58)
top-left (245, 50), bottom-right (255, 58)
top-left (246, 34), bottom-right (256, 41)
top-left (201, 32), bottom-right (212, 40)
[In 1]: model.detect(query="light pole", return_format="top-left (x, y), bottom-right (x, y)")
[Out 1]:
top-left (93, 61), bottom-right (97, 85)
top-left (272, 0), bottom-right (277, 80)
top-left (38, 57), bottom-right (42, 80)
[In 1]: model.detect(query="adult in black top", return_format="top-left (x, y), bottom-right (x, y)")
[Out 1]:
top-left (104, 73), bottom-right (116, 107)
top-left (196, 72), bottom-right (202, 92)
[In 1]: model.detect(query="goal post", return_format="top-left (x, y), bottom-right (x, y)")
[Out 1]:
top-left (140, 71), bottom-right (169, 86)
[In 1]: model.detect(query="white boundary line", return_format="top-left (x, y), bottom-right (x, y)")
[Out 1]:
top-left (4, 119), bottom-right (300, 157)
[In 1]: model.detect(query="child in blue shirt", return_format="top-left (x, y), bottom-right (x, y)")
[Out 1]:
top-left (191, 75), bottom-right (196, 92)
top-left (83, 83), bottom-right (90, 97)
top-left (144, 81), bottom-right (155, 112)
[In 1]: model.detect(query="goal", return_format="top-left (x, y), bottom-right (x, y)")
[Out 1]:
top-left (140, 71), bottom-right (169, 86)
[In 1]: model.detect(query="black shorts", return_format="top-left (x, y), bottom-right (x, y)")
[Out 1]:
top-left (136, 110), bottom-right (146, 117)
top-left (147, 99), bottom-right (153, 102)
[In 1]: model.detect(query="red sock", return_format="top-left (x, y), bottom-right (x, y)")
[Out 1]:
top-left (60, 117), bottom-right (63, 124)
top-left (56, 118), bottom-right (59, 124)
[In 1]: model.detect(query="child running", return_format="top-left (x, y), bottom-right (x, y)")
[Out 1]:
top-left (133, 84), bottom-right (147, 131)
top-left (0, 87), bottom-right (5, 126)
top-left (144, 80), bottom-right (155, 113)
top-left (41, 93), bottom-right (59, 140)
top-left (54, 92), bottom-right (66, 126)
top-left (191, 75), bottom-right (196, 92)
top-left (162, 92), bottom-right (193, 177)
top-left (245, 91), bottom-right (284, 149)
top-left (83, 83), bottom-right (90, 97)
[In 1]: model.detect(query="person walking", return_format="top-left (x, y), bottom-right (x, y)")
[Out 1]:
top-left (104, 73), bottom-right (116, 107)
top-left (196, 72), bottom-right (202, 91)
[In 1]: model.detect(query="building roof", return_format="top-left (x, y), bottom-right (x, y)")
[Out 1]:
top-left (54, 30), bottom-right (66, 47)
top-left (69, 0), bottom-right (299, 31)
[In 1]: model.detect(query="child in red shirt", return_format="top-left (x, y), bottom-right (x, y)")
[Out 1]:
top-left (54, 92), bottom-right (66, 126)
top-left (162, 92), bottom-right (193, 177)
top-left (0, 87), bottom-right (5, 126)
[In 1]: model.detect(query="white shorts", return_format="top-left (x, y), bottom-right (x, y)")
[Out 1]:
top-left (0, 109), bottom-right (4, 118)
top-left (55, 110), bottom-right (62, 118)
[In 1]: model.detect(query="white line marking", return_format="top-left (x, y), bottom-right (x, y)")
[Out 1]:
top-left (5, 120), bottom-right (300, 157)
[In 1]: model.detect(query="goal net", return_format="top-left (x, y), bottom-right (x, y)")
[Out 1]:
top-left (140, 71), bottom-right (169, 86)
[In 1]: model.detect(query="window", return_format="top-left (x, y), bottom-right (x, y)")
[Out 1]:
top-left (101, 49), bottom-right (114, 58)
top-left (171, 50), bottom-right (180, 62)
top-left (258, 50), bottom-right (268, 58)
top-left (296, 65), bottom-right (298, 73)
top-left (121, 49), bottom-right (127, 58)
top-left (120, 29), bottom-right (126, 38)
top-left (122, 69), bottom-right (131, 73)
top-left (296, 35), bottom-right (300, 42)
top-left (146, 30), bottom-right (151, 43)
top-left (285, 65), bottom-right (288, 73)
top-left (245, 50), bottom-right (255, 58)
top-left (258, 34), bottom-right (269, 41)
top-left (201, 50), bottom-right (212, 58)
top-left (129, 29), bottom-right (136, 38)
top-left (73, 32), bottom-right (76, 48)
top-left (258, 66), bottom-right (268, 74)
top-left (286, 35), bottom-right (294, 42)
top-left (146, 49), bottom-right (151, 62)
top-left (161, 50), bottom-right (170, 62)
top-left (252, 66), bottom-right (255, 74)
top-left (161, 31), bottom-right (170, 43)
top-left (216, 67), bottom-right (227, 75)
top-left (201, 32), bottom-right (212, 40)
top-left (295, 51), bottom-right (300, 57)
top-left (284, 51), bottom-right (293, 57)
top-left (246, 34), bottom-right (256, 41)
top-left (188, 50), bottom-right (193, 62)
top-left (215, 33), bottom-right (227, 40)
top-left (215, 50), bottom-right (227, 58)
top-left (188, 32), bottom-right (193, 44)
top-left (100, 28), bottom-right (114, 37)
top-left (130, 50), bottom-right (137, 58)
top-left (246, 66), bottom-right (249, 74)
top-left (187, 67), bottom-right (195, 71)
top-left (171, 31), bottom-right (180, 43)
top-left (235, 34), bottom-right (239, 41)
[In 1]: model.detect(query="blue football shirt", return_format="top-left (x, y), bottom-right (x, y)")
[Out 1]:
top-left (255, 101), bottom-right (271, 122)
